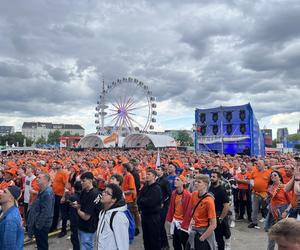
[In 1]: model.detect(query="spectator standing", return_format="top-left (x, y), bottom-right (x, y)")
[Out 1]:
top-left (71, 172), bottom-right (102, 250)
top-left (166, 175), bottom-right (191, 250)
top-left (157, 166), bottom-right (172, 250)
top-left (137, 169), bottom-right (162, 250)
top-left (51, 162), bottom-right (69, 236)
top-left (96, 184), bottom-right (129, 250)
top-left (122, 163), bottom-right (140, 236)
top-left (28, 173), bottom-right (55, 250)
top-left (248, 160), bottom-right (272, 228)
top-left (182, 174), bottom-right (217, 250)
top-left (61, 181), bottom-right (82, 250)
top-left (0, 186), bottom-right (24, 250)
top-left (23, 166), bottom-right (36, 229)
top-left (209, 171), bottom-right (230, 250)
top-left (167, 163), bottom-right (177, 191)
top-left (265, 171), bottom-right (289, 250)
top-left (235, 164), bottom-right (252, 221)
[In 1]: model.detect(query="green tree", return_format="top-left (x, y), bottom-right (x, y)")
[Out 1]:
top-left (47, 130), bottom-right (61, 144)
top-left (288, 134), bottom-right (300, 141)
top-left (36, 136), bottom-right (47, 145)
top-left (24, 137), bottom-right (34, 146)
top-left (175, 131), bottom-right (193, 146)
top-left (0, 132), bottom-right (31, 146)
top-left (63, 131), bottom-right (71, 136)
top-left (295, 144), bottom-right (300, 151)
top-left (272, 139), bottom-right (277, 148)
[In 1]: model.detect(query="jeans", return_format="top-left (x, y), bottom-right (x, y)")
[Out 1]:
top-left (78, 230), bottom-right (95, 250)
top-left (51, 195), bottom-right (62, 231)
top-left (251, 193), bottom-right (267, 224)
top-left (34, 226), bottom-right (50, 250)
top-left (71, 226), bottom-right (80, 250)
top-left (238, 189), bottom-right (252, 220)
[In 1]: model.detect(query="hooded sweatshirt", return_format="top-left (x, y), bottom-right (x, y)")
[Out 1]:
top-left (96, 199), bottom-right (129, 250)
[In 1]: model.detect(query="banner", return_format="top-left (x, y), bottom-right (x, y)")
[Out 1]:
top-left (103, 132), bottom-right (118, 144)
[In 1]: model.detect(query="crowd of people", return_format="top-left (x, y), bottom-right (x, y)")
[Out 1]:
top-left (0, 148), bottom-right (300, 250)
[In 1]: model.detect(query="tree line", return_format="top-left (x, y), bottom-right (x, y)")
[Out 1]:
top-left (0, 130), bottom-right (79, 147)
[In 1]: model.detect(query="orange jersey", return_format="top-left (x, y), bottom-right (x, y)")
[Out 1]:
top-left (279, 169), bottom-right (292, 184)
top-left (289, 190), bottom-right (298, 208)
top-left (250, 168), bottom-right (272, 193)
top-left (236, 172), bottom-right (250, 190)
top-left (29, 178), bottom-right (40, 205)
top-left (114, 164), bottom-right (123, 174)
top-left (270, 184), bottom-right (289, 207)
top-left (191, 192), bottom-right (216, 227)
top-left (122, 173), bottom-right (136, 203)
top-left (174, 194), bottom-right (184, 221)
top-left (52, 170), bottom-right (69, 196)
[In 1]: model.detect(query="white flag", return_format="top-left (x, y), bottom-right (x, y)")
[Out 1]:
top-left (156, 148), bottom-right (160, 167)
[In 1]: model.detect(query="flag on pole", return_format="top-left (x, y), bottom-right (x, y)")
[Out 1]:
top-left (156, 148), bottom-right (160, 167)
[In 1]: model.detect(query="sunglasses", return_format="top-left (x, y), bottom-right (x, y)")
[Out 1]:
top-left (102, 190), bottom-right (113, 196)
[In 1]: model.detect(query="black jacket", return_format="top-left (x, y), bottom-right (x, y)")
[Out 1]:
top-left (157, 174), bottom-right (171, 207)
top-left (129, 168), bottom-right (141, 193)
top-left (28, 186), bottom-right (55, 237)
top-left (137, 181), bottom-right (162, 215)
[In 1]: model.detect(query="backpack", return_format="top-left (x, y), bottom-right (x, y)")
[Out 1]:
top-left (110, 209), bottom-right (136, 244)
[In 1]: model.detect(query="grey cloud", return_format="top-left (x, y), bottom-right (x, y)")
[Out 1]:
top-left (45, 66), bottom-right (71, 82)
top-left (0, 0), bottom-right (299, 131)
top-left (0, 61), bottom-right (32, 79)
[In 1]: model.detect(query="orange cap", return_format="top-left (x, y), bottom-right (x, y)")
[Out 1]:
top-left (6, 168), bottom-right (17, 176)
top-left (178, 175), bottom-right (186, 184)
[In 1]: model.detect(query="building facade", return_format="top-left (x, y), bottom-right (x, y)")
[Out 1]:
top-left (261, 129), bottom-right (273, 147)
top-left (277, 128), bottom-right (289, 146)
top-left (22, 122), bottom-right (85, 141)
top-left (0, 126), bottom-right (15, 136)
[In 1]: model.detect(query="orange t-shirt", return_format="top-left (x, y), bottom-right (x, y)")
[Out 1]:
top-left (114, 164), bottom-right (123, 174)
top-left (279, 169), bottom-right (292, 184)
top-left (191, 192), bottom-right (216, 227)
top-left (122, 173), bottom-right (136, 203)
top-left (270, 185), bottom-right (289, 207)
top-left (29, 178), bottom-right (40, 205)
top-left (250, 168), bottom-right (272, 193)
top-left (52, 170), bottom-right (69, 196)
top-left (236, 172), bottom-right (249, 190)
top-left (289, 190), bottom-right (298, 208)
top-left (174, 194), bottom-right (184, 221)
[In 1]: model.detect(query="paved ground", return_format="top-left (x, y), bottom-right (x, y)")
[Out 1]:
top-left (25, 219), bottom-right (268, 250)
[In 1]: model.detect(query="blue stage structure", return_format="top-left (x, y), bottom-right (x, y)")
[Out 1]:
top-left (195, 103), bottom-right (265, 157)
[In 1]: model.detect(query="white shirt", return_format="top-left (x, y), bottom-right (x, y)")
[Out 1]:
top-left (24, 175), bottom-right (36, 203)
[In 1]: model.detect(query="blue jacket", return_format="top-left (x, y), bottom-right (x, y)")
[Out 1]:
top-left (0, 206), bottom-right (24, 250)
top-left (28, 186), bottom-right (54, 236)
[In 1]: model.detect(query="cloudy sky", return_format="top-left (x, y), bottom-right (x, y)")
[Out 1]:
top-left (0, 0), bottom-right (299, 137)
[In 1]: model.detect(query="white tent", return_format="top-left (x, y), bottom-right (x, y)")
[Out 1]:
top-left (123, 133), bottom-right (176, 148)
top-left (77, 133), bottom-right (125, 148)
top-left (77, 134), bottom-right (105, 148)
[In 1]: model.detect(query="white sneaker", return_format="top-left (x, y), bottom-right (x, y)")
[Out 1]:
top-left (230, 221), bottom-right (235, 228)
top-left (259, 218), bottom-right (265, 223)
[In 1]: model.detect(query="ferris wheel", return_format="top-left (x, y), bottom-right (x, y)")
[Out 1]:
top-left (95, 77), bottom-right (157, 135)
